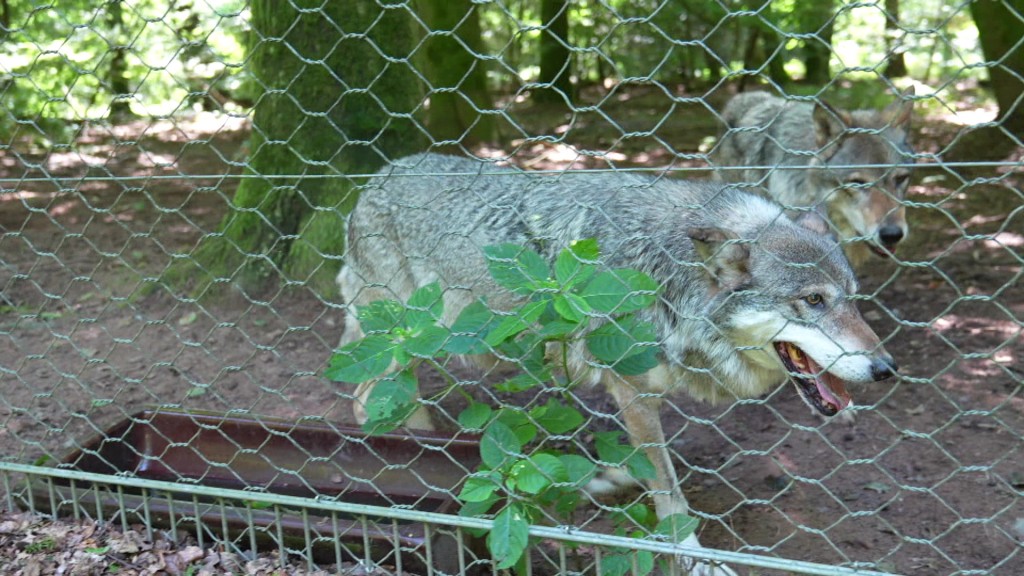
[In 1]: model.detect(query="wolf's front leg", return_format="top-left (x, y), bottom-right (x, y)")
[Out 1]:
top-left (352, 377), bottom-right (436, 431)
top-left (606, 375), bottom-right (737, 576)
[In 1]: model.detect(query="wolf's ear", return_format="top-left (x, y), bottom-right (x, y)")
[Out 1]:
top-left (812, 100), bottom-right (852, 150)
top-left (688, 227), bottom-right (751, 291)
top-left (883, 86), bottom-right (915, 132)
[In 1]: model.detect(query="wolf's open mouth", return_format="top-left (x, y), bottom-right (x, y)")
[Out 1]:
top-left (774, 342), bottom-right (852, 416)
top-left (868, 243), bottom-right (891, 258)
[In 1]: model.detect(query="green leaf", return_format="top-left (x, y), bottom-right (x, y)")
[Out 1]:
top-left (325, 335), bottom-right (395, 383)
top-left (581, 269), bottom-right (659, 314)
top-left (614, 500), bottom-right (655, 532)
top-left (553, 490), bottom-right (581, 518)
top-left (496, 409), bottom-right (538, 445)
top-left (357, 299), bottom-right (405, 333)
top-left (530, 399), bottom-right (584, 435)
top-left (636, 551), bottom-right (655, 575)
top-left (559, 454), bottom-right (598, 488)
top-left (531, 453), bottom-right (568, 484)
top-left (594, 431), bottom-right (656, 480)
top-left (601, 548), bottom-right (655, 576)
top-left (612, 346), bottom-right (660, 376)
top-left (654, 513), bottom-right (699, 542)
top-left (570, 238), bottom-right (601, 260)
top-left (495, 371), bottom-right (547, 393)
top-left (406, 282), bottom-right (444, 329)
top-left (587, 315), bottom-right (658, 364)
top-left (458, 402), bottom-right (493, 430)
top-left (600, 551), bottom-right (632, 576)
top-left (459, 474), bottom-right (500, 503)
top-left (484, 244), bottom-right (550, 294)
top-left (538, 318), bottom-right (583, 339)
top-left (587, 325), bottom-right (638, 364)
top-left (484, 300), bottom-right (547, 347)
top-left (554, 239), bottom-right (599, 287)
top-left (361, 370), bottom-right (418, 433)
top-left (445, 300), bottom-right (496, 355)
top-left (480, 421), bottom-right (523, 470)
top-left (489, 504), bottom-right (530, 569)
top-left (403, 325), bottom-right (450, 358)
top-left (509, 453), bottom-right (567, 495)
top-left (508, 460), bottom-right (547, 495)
top-left (459, 493), bottom-right (500, 519)
top-left (553, 292), bottom-right (591, 322)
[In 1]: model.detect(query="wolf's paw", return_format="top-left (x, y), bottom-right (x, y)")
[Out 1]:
top-left (678, 534), bottom-right (738, 576)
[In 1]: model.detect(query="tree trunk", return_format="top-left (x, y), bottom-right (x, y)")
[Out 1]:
top-left (883, 0), bottom-right (907, 78)
top-left (171, 0), bottom-right (427, 296)
top-left (106, 0), bottom-right (132, 120)
top-left (799, 1), bottom-right (835, 84)
top-left (416, 0), bottom-right (497, 147)
top-left (535, 0), bottom-right (572, 103)
top-left (970, 0), bottom-right (1024, 134)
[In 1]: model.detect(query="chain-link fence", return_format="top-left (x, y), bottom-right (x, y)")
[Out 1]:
top-left (1, 1), bottom-right (1022, 575)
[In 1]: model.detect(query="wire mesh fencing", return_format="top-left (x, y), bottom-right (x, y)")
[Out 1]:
top-left (0, 1), bottom-right (1022, 575)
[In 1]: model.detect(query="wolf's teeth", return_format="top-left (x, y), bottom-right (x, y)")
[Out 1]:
top-left (788, 344), bottom-right (803, 363)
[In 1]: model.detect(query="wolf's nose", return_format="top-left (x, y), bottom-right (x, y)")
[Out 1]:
top-left (878, 225), bottom-right (904, 248)
top-left (870, 356), bottom-right (898, 381)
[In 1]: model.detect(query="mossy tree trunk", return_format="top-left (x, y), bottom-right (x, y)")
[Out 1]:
top-left (416, 0), bottom-right (498, 147)
top-left (971, 0), bottom-right (1024, 135)
top-left (176, 0), bottom-right (427, 297)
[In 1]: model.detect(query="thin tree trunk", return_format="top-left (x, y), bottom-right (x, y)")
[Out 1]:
top-left (799, 1), bottom-right (835, 84)
top-left (883, 0), bottom-right (908, 78)
top-left (535, 0), bottom-right (572, 103)
top-left (107, 0), bottom-right (132, 120)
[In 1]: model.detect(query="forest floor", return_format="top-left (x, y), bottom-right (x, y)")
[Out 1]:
top-left (0, 83), bottom-right (1022, 575)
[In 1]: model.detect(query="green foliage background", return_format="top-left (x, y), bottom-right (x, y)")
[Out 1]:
top-left (0, 0), bottom-right (990, 143)
top-left (1, 0), bottom-right (249, 142)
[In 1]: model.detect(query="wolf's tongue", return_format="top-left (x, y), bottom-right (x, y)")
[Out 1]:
top-left (806, 354), bottom-right (853, 411)
top-left (818, 372), bottom-right (852, 410)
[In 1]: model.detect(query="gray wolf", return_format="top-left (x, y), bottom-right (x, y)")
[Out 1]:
top-left (712, 88), bottom-right (915, 266)
top-left (337, 153), bottom-right (898, 575)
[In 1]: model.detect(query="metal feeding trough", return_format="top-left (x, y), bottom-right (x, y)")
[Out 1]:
top-left (27, 408), bottom-right (483, 573)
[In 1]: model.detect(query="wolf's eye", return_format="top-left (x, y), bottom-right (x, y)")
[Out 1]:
top-left (846, 177), bottom-right (869, 187)
top-left (803, 293), bottom-right (825, 306)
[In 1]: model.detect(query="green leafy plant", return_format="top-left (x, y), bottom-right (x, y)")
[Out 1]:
top-left (326, 239), bottom-right (696, 572)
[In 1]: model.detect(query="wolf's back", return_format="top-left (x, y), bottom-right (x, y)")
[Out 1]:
top-left (713, 92), bottom-right (814, 187)
top-left (341, 153), bottom-right (781, 317)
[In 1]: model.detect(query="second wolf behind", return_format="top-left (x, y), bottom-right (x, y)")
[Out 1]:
top-left (712, 87), bottom-right (915, 267)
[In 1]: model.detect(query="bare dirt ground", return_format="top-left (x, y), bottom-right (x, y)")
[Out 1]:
top-left (0, 88), bottom-right (1022, 575)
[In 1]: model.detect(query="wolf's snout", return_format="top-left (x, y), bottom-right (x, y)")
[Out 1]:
top-left (877, 225), bottom-right (905, 249)
top-left (870, 355), bottom-right (898, 381)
